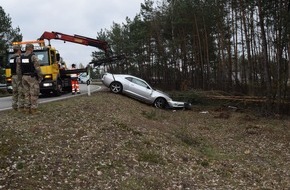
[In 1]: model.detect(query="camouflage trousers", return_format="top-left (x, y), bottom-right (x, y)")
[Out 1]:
top-left (12, 75), bottom-right (24, 109)
top-left (22, 75), bottom-right (40, 109)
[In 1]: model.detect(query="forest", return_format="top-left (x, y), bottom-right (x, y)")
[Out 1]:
top-left (1, 0), bottom-right (290, 113)
top-left (94, 0), bottom-right (290, 113)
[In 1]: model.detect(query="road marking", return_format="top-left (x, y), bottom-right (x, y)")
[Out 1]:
top-left (0, 85), bottom-right (102, 112)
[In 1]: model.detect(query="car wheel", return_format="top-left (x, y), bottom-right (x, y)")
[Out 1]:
top-left (154, 97), bottom-right (167, 109)
top-left (110, 82), bottom-right (122, 94)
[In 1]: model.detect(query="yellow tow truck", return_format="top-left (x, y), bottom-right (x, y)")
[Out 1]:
top-left (5, 40), bottom-right (73, 96)
top-left (4, 31), bottom-right (125, 95)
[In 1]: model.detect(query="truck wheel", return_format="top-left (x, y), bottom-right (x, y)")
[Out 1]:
top-left (53, 79), bottom-right (63, 96)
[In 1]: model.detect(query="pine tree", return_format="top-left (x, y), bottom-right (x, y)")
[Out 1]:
top-left (0, 6), bottom-right (22, 83)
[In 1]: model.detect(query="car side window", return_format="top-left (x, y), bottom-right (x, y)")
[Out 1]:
top-left (125, 77), bottom-right (132, 82)
top-left (132, 78), bottom-right (148, 88)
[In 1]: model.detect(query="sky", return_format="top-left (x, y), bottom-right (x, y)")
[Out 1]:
top-left (1, 0), bottom-right (146, 67)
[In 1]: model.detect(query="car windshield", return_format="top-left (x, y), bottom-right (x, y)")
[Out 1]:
top-left (79, 73), bottom-right (88, 77)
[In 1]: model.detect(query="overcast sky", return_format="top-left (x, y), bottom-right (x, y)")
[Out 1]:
top-left (1, 0), bottom-right (147, 67)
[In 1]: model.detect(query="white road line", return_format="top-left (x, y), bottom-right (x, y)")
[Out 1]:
top-left (0, 85), bottom-right (103, 112)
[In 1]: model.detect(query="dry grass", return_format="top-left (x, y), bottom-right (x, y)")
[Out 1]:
top-left (0, 91), bottom-right (289, 190)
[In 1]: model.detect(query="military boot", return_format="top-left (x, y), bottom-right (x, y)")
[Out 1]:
top-left (30, 108), bottom-right (40, 114)
top-left (23, 108), bottom-right (30, 114)
top-left (18, 107), bottom-right (25, 113)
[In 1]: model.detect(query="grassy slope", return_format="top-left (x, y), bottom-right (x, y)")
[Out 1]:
top-left (0, 91), bottom-right (289, 190)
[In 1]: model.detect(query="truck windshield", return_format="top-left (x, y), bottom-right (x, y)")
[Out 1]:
top-left (7, 51), bottom-right (50, 66)
top-left (34, 51), bottom-right (49, 66)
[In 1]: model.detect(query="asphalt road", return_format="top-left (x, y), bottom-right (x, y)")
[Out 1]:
top-left (0, 84), bottom-right (102, 112)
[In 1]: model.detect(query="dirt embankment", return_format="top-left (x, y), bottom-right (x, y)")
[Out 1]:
top-left (0, 91), bottom-right (289, 189)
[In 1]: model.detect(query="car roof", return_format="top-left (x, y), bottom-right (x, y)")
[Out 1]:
top-left (114, 74), bottom-right (137, 78)
top-left (107, 73), bottom-right (146, 81)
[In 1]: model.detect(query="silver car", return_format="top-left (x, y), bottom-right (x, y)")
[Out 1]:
top-left (78, 73), bottom-right (90, 84)
top-left (102, 73), bottom-right (192, 109)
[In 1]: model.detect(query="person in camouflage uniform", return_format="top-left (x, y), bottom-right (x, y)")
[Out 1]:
top-left (21, 43), bottom-right (43, 114)
top-left (10, 45), bottom-right (24, 111)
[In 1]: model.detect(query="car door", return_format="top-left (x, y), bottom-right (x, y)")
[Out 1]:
top-left (126, 77), bottom-right (153, 103)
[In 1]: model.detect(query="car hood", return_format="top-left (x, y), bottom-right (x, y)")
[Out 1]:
top-left (152, 89), bottom-right (171, 99)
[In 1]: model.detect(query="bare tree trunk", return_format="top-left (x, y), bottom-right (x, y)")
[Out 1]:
top-left (217, 12), bottom-right (226, 90)
top-left (275, 0), bottom-right (284, 113)
top-left (239, 0), bottom-right (253, 94)
top-left (287, 2), bottom-right (290, 88)
top-left (203, 15), bottom-right (211, 90)
top-left (194, 14), bottom-right (205, 89)
top-left (240, 16), bottom-right (247, 87)
top-left (257, 0), bottom-right (273, 113)
top-left (233, 3), bottom-right (240, 89)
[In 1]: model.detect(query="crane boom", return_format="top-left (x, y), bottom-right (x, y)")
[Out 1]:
top-left (39, 31), bottom-right (111, 55)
